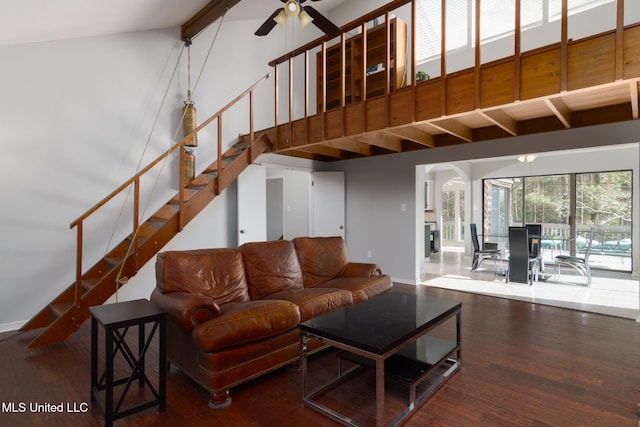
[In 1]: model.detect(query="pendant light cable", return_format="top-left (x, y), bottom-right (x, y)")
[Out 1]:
top-left (109, 11), bottom-right (228, 300)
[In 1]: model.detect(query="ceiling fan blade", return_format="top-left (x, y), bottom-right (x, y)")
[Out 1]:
top-left (255, 9), bottom-right (281, 36)
top-left (303, 6), bottom-right (341, 37)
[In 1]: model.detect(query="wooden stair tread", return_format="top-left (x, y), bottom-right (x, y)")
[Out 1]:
top-left (151, 204), bottom-right (179, 220)
top-left (50, 302), bottom-right (73, 319)
top-left (190, 173), bottom-right (215, 186)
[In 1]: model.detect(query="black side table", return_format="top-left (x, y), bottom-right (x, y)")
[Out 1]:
top-left (90, 299), bottom-right (167, 427)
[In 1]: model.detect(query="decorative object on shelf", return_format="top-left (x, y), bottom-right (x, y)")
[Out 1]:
top-left (366, 63), bottom-right (385, 76)
top-left (416, 71), bottom-right (429, 82)
top-left (255, 0), bottom-right (340, 37)
top-left (183, 40), bottom-right (198, 186)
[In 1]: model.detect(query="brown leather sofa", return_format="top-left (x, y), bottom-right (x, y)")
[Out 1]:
top-left (150, 236), bottom-right (392, 408)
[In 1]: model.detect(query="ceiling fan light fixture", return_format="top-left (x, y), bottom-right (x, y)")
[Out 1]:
top-left (517, 154), bottom-right (537, 163)
top-left (284, 0), bottom-right (300, 17)
top-left (298, 10), bottom-right (314, 28)
top-left (274, 10), bottom-right (288, 27)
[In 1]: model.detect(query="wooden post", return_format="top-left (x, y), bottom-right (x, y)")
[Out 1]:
top-left (561, 0), bottom-right (568, 91)
top-left (474, 0), bottom-right (481, 109)
top-left (179, 144), bottom-right (185, 230)
top-left (514, 0), bottom-right (522, 101)
top-left (411, 0), bottom-right (416, 123)
top-left (441, 0), bottom-right (447, 116)
top-left (289, 55), bottom-right (294, 145)
top-left (133, 178), bottom-right (140, 267)
top-left (615, 0), bottom-right (625, 80)
top-left (274, 64), bottom-right (279, 148)
top-left (75, 222), bottom-right (83, 306)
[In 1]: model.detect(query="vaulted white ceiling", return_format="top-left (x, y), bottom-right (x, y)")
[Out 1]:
top-left (0, 0), bottom-right (347, 46)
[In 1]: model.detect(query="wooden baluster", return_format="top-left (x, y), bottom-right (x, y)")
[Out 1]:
top-left (133, 178), bottom-right (140, 268)
top-left (274, 65), bottom-right (279, 149)
top-left (249, 89), bottom-right (255, 162)
top-left (75, 222), bottom-right (83, 306)
top-left (514, 0), bottom-right (522, 101)
top-left (289, 55), bottom-right (294, 145)
top-left (179, 145), bottom-right (185, 230)
top-left (560, 0), bottom-right (568, 92)
top-left (615, 0), bottom-right (625, 81)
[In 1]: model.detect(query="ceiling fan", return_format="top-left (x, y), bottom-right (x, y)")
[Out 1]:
top-left (255, 0), bottom-right (341, 37)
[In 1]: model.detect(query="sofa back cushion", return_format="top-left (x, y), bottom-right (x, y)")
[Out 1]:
top-left (293, 236), bottom-right (349, 287)
top-left (156, 249), bottom-right (250, 304)
top-left (240, 240), bottom-right (304, 300)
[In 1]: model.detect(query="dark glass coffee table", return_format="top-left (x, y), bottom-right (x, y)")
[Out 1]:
top-left (300, 291), bottom-right (461, 427)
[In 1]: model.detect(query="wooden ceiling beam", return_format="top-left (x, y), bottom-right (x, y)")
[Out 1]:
top-left (428, 118), bottom-right (473, 142)
top-left (630, 80), bottom-right (639, 120)
top-left (181, 0), bottom-right (241, 41)
top-left (295, 144), bottom-right (350, 160)
top-left (353, 133), bottom-right (404, 152)
top-left (478, 109), bottom-right (518, 136)
top-left (544, 97), bottom-right (572, 128)
top-left (384, 126), bottom-right (435, 147)
top-left (323, 139), bottom-right (374, 156)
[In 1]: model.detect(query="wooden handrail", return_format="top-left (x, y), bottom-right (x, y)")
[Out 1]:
top-left (69, 72), bottom-right (270, 304)
top-left (70, 72), bottom-right (270, 229)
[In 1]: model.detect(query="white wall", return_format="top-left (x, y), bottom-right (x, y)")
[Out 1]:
top-left (0, 16), bottom-right (310, 329)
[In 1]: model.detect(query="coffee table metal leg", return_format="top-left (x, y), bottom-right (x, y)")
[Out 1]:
top-left (376, 358), bottom-right (385, 427)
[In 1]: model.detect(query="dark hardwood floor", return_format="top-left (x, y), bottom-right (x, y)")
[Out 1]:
top-left (1, 284), bottom-right (639, 426)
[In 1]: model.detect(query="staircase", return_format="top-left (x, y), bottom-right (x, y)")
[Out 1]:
top-left (20, 75), bottom-right (272, 348)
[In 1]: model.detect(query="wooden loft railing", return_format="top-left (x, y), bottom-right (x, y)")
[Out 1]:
top-left (21, 74), bottom-right (272, 348)
top-left (262, 0), bottom-right (640, 160)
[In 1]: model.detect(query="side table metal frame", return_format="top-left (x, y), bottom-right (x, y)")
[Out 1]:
top-left (90, 299), bottom-right (166, 427)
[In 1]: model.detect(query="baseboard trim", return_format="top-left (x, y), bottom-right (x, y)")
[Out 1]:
top-left (0, 320), bottom-right (26, 333)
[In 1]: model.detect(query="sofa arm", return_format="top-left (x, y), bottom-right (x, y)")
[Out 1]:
top-left (150, 288), bottom-right (221, 331)
top-left (340, 262), bottom-right (382, 277)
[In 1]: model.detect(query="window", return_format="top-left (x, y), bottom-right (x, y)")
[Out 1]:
top-left (415, 0), bottom-right (615, 64)
top-left (548, 0), bottom-right (614, 21)
top-left (483, 170), bottom-right (632, 272)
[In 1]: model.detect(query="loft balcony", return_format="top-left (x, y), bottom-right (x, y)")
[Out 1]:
top-left (256, 0), bottom-right (640, 161)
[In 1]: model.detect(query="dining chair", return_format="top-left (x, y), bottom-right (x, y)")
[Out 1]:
top-left (470, 223), bottom-right (501, 271)
top-left (507, 227), bottom-right (539, 285)
top-left (555, 227), bottom-right (595, 285)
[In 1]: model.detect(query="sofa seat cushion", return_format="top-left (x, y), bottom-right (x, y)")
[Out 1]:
top-left (240, 240), bottom-right (304, 300)
top-left (156, 248), bottom-right (250, 304)
top-left (293, 236), bottom-right (350, 287)
top-left (266, 288), bottom-right (353, 321)
top-left (318, 276), bottom-right (393, 304)
top-left (193, 300), bottom-right (301, 352)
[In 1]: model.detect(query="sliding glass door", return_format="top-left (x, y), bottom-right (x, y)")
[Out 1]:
top-left (483, 170), bottom-right (632, 272)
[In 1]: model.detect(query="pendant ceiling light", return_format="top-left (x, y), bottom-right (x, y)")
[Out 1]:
top-left (274, 0), bottom-right (314, 29)
top-left (284, 0), bottom-right (300, 16)
top-left (255, 0), bottom-right (340, 37)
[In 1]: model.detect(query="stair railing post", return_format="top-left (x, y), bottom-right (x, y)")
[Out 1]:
top-left (249, 89), bottom-right (255, 162)
top-left (75, 222), bottom-right (83, 307)
top-left (216, 116), bottom-right (222, 195)
top-left (179, 143), bottom-right (185, 230)
top-left (133, 178), bottom-right (140, 268)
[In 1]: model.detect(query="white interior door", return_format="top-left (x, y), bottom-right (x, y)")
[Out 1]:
top-left (237, 164), bottom-right (266, 245)
top-left (312, 171), bottom-right (345, 238)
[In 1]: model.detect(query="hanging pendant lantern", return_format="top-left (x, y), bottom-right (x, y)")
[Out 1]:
top-left (182, 98), bottom-right (197, 186)
top-left (183, 99), bottom-right (198, 148)
top-left (184, 147), bottom-right (196, 186)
